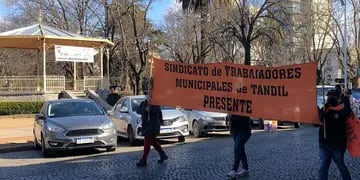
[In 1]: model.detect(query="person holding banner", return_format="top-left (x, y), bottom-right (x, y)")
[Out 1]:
top-left (135, 90), bottom-right (168, 167)
top-left (227, 115), bottom-right (252, 178)
top-left (318, 89), bottom-right (352, 180)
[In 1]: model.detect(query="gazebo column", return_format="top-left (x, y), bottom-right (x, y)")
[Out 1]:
top-left (100, 46), bottom-right (104, 89)
top-left (106, 48), bottom-right (110, 89)
top-left (42, 39), bottom-right (47, 93)
top-left (74, 62), bottom-right (77, 90)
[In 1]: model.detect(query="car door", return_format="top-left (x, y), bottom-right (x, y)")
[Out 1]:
top-left (110, 98), bottom-right (125, 134)
top-left (117, 98), bottom-right (131, 133)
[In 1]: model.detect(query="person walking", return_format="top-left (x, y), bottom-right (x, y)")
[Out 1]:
top-left (318, 89), bottom-right (352, 180)
top-left (227, 114), bottom-right (252, 177)
top-left (135, 90), bottom-right (168, 167)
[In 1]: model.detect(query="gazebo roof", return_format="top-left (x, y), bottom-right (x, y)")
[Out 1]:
top-left (0, 24), bottom-right (113, 49)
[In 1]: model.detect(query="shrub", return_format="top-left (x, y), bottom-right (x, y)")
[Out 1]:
top-left (0, 101), bottom-right (44, 115)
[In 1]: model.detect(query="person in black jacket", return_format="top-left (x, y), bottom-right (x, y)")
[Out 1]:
top-left (106, 86), bottom-right (121, 106)
top-left (227, 115), bottom-right (252, 178)
top-left (318, 89), bottom-right (352, 180)
top-left (135, 90), bottom-right (168, 167)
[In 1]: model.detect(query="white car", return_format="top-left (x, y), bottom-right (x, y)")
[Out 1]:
top-left (108, 95), bottom-right (189, 145)
top-left (181, 110), bottom-right (229, 137)
top-left (349, 88), bottom-right (360, 119)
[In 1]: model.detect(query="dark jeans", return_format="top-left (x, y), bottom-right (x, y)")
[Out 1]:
top-left (232, 132), bottom-right (251, 171)
top-left (319, 143), bottom-right (351, 180)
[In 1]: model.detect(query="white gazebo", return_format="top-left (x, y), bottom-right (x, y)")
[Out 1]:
top-left (0, 23), bottom-right (113, 93)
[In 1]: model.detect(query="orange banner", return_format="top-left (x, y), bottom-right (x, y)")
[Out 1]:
top-left (151, 58), bottom-right (319, 124)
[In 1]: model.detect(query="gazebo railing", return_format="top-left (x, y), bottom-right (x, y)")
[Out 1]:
top-left (0, 75), bottom-right (65, 94)
top-left (0, 75), bottom-right (110, 94)
top-left (46, 76), bottom-right (65, 92)
top-left (0, 76), bottom-right (41, 93)
top-left (84, 76), bottom-right (103, 90)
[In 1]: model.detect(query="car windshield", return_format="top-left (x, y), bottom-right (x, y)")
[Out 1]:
top-left (48, 101), bottom-right (104, 118)
top-left (131, 98), bottom-right (145, 112)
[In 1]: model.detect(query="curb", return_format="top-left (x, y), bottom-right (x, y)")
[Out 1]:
top-left (0, 143), bottom-right (34, 153)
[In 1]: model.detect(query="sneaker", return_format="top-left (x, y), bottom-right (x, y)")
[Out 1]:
top-left (158, 152), bottom-right (168, 163)
top-left (238, 169), bottom-right (249, 176)
top-left (136, 159), bottom-right (147, 167)
top-left (226, 170), bottom-right (238, 177)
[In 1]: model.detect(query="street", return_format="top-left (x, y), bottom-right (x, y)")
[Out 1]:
top-left (0, 126), bottom-right (359, 180)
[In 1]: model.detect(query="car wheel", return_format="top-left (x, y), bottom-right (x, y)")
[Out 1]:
top-left (33, 134), bottom-right (40, 149)
top-left (106, 146), bottom-right (116, 152)
top-left (127, 126), bottom-right (137, 146)
top-left (192, 121), bottom-right (202, 138)
top-left (41, 134), bottom-right (50, 157)
top-left (178, 136), bottom-right (185, 142)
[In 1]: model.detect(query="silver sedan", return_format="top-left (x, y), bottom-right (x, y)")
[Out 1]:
top-left (181, 110), bottom-right (229, 138)
top-left (108, 95), bottom-right (189, 146)
top-left (33, 99), bottom-right (117, 157)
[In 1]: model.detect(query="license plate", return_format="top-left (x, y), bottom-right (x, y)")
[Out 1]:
top-left (75, 137), bottom-right (94, 144)
top-left (160, 128), bottom-right (172, 133)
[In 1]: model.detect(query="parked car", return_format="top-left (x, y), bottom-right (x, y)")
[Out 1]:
top-left (350, 88), bottom-right (360, 119)
top-left (108, 95), bottom-right (189, 145)
top-left (181, 110), bottom-right (229, 138)
top-left (33, 99), bottom-right (117, 157)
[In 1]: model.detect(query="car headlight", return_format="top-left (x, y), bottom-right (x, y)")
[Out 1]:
top-left (176, 115), bottom-right (187, 122)
top-left (46, 124), bottom-right (65, 132)
top-left (102, 122), bottom-right (115, 130)
top-left (201, 116), bottom-right (214, 121)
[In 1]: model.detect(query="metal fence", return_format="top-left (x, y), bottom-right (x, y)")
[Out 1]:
top-left (84, 76), bottom-right (103, 90)
top-left (0, 76), bottom-right (41, 93)
top-left (0, 75), bottom-right (65, 94)
top-left (46, 76), bottom-right (65, 92)
top-left (0, 75), bottom-right (111, 94)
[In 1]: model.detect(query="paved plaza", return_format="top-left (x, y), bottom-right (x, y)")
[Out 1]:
top-left (0, 126), bottom-right (359, 180)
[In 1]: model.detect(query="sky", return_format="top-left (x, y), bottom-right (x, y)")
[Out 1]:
top-left (0, 1), bottom-right (8, 22)
top-left (148, 0), bottom-right (180, 26)
top-left (0, 0), bottom-right (178, 25)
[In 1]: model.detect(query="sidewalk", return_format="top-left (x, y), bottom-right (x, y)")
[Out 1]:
top-left (0, 115), bottom-right (34, 153)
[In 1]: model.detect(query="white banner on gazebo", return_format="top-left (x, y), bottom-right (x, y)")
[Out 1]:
top-left (55, 45), bottom-right (95, 63)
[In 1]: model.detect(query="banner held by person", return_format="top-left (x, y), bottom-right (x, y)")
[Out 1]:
top-left (151, 58), bottom-right (319, 124)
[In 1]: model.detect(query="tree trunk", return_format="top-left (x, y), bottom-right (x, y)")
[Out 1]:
top-left (317, 68), bottom-right (322, 85)
top-left (244, 42), bottom-right (251, 65)
top-left (135, 75), bottom-right (141, 95)
top-left (199, 7), bottom-right (207, 64)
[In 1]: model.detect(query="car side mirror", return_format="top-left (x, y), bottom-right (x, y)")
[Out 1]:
top-left (120, 106), bottom-right (129, 113)
top-left (35, 114), bottom-right (44, 120)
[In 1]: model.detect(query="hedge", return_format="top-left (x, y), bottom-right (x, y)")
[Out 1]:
top-left (0, 101), bottom-right (44, 115)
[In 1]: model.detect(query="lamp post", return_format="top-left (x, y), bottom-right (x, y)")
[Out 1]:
top-left (340, 0), bottom-right (348, 89)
